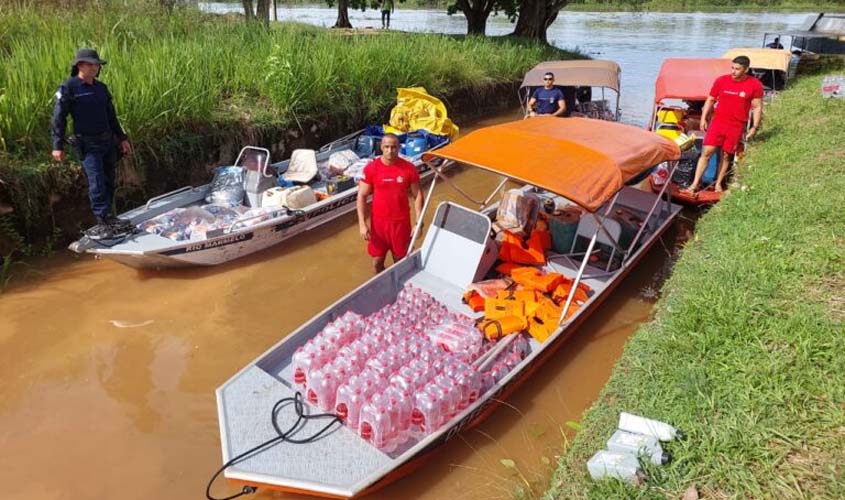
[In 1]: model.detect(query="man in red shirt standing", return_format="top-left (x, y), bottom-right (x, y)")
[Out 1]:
top-left (356, 133), bottom-right (423, 273)
top-left (685, 55), bottom-right (763, 194)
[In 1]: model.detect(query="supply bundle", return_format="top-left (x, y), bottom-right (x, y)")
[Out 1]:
top-left (290, 283), bottom-right (529, 452)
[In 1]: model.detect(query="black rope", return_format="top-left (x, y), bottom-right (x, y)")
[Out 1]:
top-left (205, 392), bottom-right (342, 500)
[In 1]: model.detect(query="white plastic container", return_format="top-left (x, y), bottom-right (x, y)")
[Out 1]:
top-left (586, 450), bottom-right (641, 483)
top-left (618, 412), bottom-right (684, 441)
top-left (607, 430), bottom-right (671, 465)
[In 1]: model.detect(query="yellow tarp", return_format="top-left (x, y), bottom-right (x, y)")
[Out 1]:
top-left (384, 87), bottom-right (459, 139)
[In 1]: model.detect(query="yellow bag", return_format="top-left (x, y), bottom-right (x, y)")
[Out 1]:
top-left (383, 87), bottom-right (459, 139)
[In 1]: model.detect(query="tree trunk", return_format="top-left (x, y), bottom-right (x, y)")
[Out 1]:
top-left (256, 0), bottom-right (271, 27)
top-left (465, 9), bottom-right (488, 35)
top-left (454, 0), bottom-right (493, 36)
top-left (334, 0), bottom-right (353, 28)
top-left (512, 0), bottom-right (565, 42)
top-left (242, 0), bottom-right (254, 20)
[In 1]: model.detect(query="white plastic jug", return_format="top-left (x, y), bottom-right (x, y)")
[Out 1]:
top-left (618, 412), bottom-right (684, 442)
top-left (586, 450), bottom-right (641, 483)
top-left (607, 430), bottom-right (671, 465)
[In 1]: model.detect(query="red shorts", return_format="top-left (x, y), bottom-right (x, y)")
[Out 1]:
top-left (367, 218), bottom-right (412, 259)
top-left (703, 120), bottom-right (745, 154)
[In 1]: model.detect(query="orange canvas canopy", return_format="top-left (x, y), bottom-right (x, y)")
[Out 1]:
top-left (722, 48), bottom-right (791, 73)
top-left (520, 60), bottom-right (621, 93)
top-left (422, 117), bottom-right (679, 212)
top-left (654, 58), bottom-right (733, 103)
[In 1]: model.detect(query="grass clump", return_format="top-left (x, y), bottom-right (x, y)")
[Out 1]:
top-left (547, 73), bottom-right (845, 498)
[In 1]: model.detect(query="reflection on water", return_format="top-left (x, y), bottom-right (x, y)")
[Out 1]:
top-left (202, 3), bottom-right (810, 125)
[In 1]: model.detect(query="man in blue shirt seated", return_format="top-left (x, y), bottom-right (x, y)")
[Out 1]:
top-left (527, 72), bottom-right (566, 118)
top-left (766, 37), bottom-right (784, 49)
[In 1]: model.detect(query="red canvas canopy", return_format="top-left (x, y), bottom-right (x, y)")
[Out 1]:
top-left (654, 58), bottom-right (733, 103)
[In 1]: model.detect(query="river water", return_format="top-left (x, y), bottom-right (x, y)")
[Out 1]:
top-left (202, 4), bottom-right (811, 125)
top-left (0, 9), bottom-right (810, 500)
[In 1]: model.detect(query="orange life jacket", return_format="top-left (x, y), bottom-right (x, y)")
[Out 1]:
top-left (479, 316), bottom-right (527, 341)
top-left (499, 230), bottom-right (546, 266)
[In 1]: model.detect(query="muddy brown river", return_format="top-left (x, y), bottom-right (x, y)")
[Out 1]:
top-left (0, 110), bottom-right (692, 500)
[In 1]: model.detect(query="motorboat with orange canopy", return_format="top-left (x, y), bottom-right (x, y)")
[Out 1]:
top-left (647, 58), bottom-right (734, 205)
top-left (722, 47), bottom-right (795, 94)
top-left (211, 117), bottom-right (681, 499)
top-left (519, 60), bottom-right (621, 120)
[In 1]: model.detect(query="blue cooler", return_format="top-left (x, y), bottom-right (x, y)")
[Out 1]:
top-left (401, 136), bottom-right (428, 157)
top-left (355, 135), bottom-right (382, 158)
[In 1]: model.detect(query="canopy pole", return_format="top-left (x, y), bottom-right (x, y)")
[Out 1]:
top-left (624, 160), bottom-right (677, 261)
top-left (407, 165), bottom-right (440, 254)
top-left (480, 177), bottom-right (510, 210)
top-left (429, 163), bottom-right (489, 206)
top-left (558, 195), bottom-right (617, 325)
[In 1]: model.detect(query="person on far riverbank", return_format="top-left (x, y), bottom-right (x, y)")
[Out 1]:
top-left (684, 55), bottom-right (763, 195)
top-left (356, 134), bottom-right (423, 274)
top-left (527, 72), bottom-right (566, 118)
top-left (380, 0), bottom-right (394, 29)
top-left (50, 48), bottom-right (132, 240)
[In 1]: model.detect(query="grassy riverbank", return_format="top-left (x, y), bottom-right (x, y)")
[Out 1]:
top-left (0, 1), bottom-right (569, 256)
top-left (0, 2), bottom-right (564, 161)
top-left (548, 72), bottom-right (845, 498)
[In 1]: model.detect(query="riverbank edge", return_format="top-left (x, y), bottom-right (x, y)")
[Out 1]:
top-left (336, 1), bottom-right (842, 14)
top-left (0, 79), bottom-right (524, 256)
top-left (545, 70), bottom-right (844, 497)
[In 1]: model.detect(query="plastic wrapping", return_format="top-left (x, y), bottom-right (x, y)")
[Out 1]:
top-left (328, 150), bottom-right (360, 175)
top-left (205, 166), bottom-right (245, 206)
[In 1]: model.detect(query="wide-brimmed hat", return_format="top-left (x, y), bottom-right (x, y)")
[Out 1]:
top-left (72, 48), bottom-right (107, 67)
top-left (282, 149), bottom-right (318, 184)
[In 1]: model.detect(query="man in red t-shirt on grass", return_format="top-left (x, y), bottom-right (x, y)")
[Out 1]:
top-left (356, 133), bottom-right (423, 273)
top-left (685, 55), bottom-right (763, 195)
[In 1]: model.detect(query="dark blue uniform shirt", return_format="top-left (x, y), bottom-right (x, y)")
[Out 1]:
top-left (532, 87), bottom-right (565, 115)
top-left (50, 77), bottom-right (127, 151)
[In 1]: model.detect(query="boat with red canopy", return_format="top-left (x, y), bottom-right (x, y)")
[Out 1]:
top-left (648, 58), bottom-right (734, 205)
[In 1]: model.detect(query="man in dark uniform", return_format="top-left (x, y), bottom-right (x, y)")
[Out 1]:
top-left (50, 48), bottom-right (132, 239)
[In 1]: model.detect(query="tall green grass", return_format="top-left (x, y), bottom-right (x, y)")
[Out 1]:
top-left (547, 73), bottom-right (845, 498)
top-left (0, 2), bottom-right (567, 161)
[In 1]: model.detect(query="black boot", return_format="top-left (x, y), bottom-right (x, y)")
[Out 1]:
top-left (104, 215), bottom-right (133, 230)
top-left (86, 218), bottom-right (115, 240)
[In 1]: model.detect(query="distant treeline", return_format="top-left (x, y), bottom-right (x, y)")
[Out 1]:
top-left (271, 0), bottom-right (842, 11)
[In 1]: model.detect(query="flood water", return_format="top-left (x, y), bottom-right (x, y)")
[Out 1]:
top-left (0, 9), bottom-right (810, 500)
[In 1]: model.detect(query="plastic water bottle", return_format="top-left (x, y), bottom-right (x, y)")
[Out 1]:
top-left (359, 393), bottom-right (395, 451)
top-left (383, 386), bottom-right (413, 445)
top-left (410, 388), bottom-right (442, 435)
top-left (335, 374), bottom-right (374, 430)
top-left (618, 412), bottom-right (684, 442)
top-left (586, 450), bottom-right (641, 483)
top-left (606, 430), bottom-right (672, 465)
top-left (305, 368), bottom-right (341, 412)
top-left (291, 344), bottom-right (329, 386)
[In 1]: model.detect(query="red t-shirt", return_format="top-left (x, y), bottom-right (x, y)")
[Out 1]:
top-left (362, 157), bottom-right (420, 222)
top-left (709, 74), bottom-right (764, 127)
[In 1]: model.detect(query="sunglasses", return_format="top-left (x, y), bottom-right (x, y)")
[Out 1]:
top-left (543, 77), bottom-right (554, 81)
